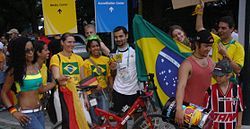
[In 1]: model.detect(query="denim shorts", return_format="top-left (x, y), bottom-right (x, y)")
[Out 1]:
top-left (21, 111), bottom-right (45, 129)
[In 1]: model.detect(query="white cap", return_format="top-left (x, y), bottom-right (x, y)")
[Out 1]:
top-left (7, 28), bottom-right (19, 34)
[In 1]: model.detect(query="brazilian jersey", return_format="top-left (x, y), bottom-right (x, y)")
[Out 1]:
top-left (50, 53), bottom-right (84, 86)
top-left (83, 56), bottom-right (110, 88)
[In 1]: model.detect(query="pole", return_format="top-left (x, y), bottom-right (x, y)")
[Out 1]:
top-left (242, 0), bottom-right (250, 125)
top-left (111, 32), bottom-right (114, 50)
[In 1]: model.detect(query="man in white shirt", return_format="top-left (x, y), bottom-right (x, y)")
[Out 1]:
top-left (110, 26), bottom-right (141, 114)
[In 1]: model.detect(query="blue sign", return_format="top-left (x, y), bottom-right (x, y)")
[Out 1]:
top-left (95, 0), bottom-right (128, 33)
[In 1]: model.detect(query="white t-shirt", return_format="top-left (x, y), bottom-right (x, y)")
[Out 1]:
top-left (113, 46), bottom-right (141, 95)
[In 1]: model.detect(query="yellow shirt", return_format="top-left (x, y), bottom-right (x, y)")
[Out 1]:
top-left (83, 56), bottom-right (110, 88)
top-left (50, 53), bottom-right (84, 86)
top-left (40, 63), bottom-right (47, 85)
top-left (211, 33), bottom-right (245, 84)
top-left (211, 33), bottom-right (245, 67)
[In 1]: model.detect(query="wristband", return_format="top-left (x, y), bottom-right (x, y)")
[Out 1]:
top-left (8, 106), bottom-right (17, 114)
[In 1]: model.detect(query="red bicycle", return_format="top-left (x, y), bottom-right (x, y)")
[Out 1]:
top-left (77, 74), bottom-right (174, 129)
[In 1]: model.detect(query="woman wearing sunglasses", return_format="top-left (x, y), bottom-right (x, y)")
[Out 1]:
top-left (1, 37), bottom-right (67, 129)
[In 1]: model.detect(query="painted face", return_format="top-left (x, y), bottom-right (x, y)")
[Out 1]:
top-left (38, 44), bottom-right (50, 60)
top-left (25, 41), bottom-right (34, 63)
top-left (84, 27), bottom-right (96, 38)
top-left (61, 36), bottom-right (75, 53)
top-left (172, 29), bottom-right (186, 42)
top-left (114, 30), bottom-right (128, 48)
top-left (89, 41), bottom-right (101, 57)
top-left (218, 22), bottom-right (234, 41)
top-left (196, 43), bottom-right (213, 57)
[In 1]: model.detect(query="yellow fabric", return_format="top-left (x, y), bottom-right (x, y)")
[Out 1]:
top-left (50, 53), bottom-right (84, 86)
top-left (137, 38), bottom-right (169, 105)
top-left (40, 64), bottom-right (47, 85)
top-left (211, 33), bottom-right (245, 84)
top-left (211, 33), bottom-right (245, 67)
top-left (66, 78), bottom-right (89, 129)
top-left (50, 53), bottom-right (89, 128)
top-left (83, 56), bottom-right (110, 88)
top-left (175, 40), bottom-right (192, 53)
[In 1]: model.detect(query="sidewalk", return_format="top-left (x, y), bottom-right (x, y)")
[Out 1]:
top-left (1, 109), bottom-right (250, 129)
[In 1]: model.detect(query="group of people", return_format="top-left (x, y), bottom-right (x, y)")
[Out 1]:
top-left (0, 24), bottom-right (142, 129)
top-left (0, 1), bottom-right (246, 129)
top-left (174, 2), bottom-right (244, 129)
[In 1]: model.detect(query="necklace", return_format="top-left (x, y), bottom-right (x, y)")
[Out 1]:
top-left (192, 53), bottom-right (204, 59)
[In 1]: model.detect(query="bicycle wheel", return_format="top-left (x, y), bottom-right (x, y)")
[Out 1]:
top-left (132, 113), bottom-right (176, 129)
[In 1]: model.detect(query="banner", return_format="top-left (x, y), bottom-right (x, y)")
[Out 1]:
top-left (171, 0), bottom-right (216, 9)
top-left (133, 15), bottom-right (192, 105)
top-left (42, 0), bottom-right (77, 35)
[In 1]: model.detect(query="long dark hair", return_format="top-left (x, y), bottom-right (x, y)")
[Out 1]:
top-left (33, 40), bottom-right (46, 63)
top-left (7, 37), bottom-right (35, 86)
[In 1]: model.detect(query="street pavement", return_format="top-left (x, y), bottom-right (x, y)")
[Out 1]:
top-left (1, 109), bottom-right (250, 129)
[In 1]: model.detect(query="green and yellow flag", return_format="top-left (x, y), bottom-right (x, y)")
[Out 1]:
top-left (133, 15), bottom-right (192, 105)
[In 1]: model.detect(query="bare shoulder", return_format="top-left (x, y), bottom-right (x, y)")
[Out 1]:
top-left (180, 59), bottom-right (192, 70)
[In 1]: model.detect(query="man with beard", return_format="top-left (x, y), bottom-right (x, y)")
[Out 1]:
top-left (109, 26), bottom-right (142, 116)
top-left (175, 30), bottom-right (215, 127)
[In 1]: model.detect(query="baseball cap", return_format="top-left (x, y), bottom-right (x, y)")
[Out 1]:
top-left (7, 28), bottom-right (19, 34)
top-left (195, 30), bottom-right (214, 44)
top-left (213, 59), bottom-right (233, 76)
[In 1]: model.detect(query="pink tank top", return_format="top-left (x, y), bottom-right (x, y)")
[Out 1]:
top-left (184, 56), bottom-right (213, 106)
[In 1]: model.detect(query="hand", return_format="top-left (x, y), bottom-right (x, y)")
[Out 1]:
top-left (58, 75), bottom-right (70, 86)
top-left (110, 62), bottom-right (117, 70)
top-left (12, 111), bottom-right (31, 126)
top-left (236, 125), bottom-right (242, 129)
top-left (96, 84), bottom-right (102, 91)
top-left (175, 108), bottom-right (185, 128)
top-left (84, 98), bottom-right (90, 110)
top-left (218, 42), bottom-right (227, 57)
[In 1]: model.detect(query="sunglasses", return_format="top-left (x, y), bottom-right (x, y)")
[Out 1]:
top-left (25, 48), bottom-right (34, 53)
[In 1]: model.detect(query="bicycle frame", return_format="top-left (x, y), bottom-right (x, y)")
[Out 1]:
top-left (92, 91), bottom-right (154, 129)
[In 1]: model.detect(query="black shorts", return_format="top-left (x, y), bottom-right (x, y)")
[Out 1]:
top-left (111, 90), bottom-right (139, 113)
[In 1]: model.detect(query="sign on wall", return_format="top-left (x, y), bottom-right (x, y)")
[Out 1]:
top-left (95, 0), bottom-right (128, 33)
top-left (42, 0), bottom-right (77, 35)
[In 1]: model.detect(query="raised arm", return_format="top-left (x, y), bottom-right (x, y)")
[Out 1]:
top-left (195, 1), bottom-right (205, 32)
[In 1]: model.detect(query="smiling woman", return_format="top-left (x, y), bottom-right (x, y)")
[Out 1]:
top-left (49, 32), bottom-right (90, 129)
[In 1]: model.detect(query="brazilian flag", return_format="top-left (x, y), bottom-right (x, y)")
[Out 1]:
top-left (133, 15), bottom-right (192, 105)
